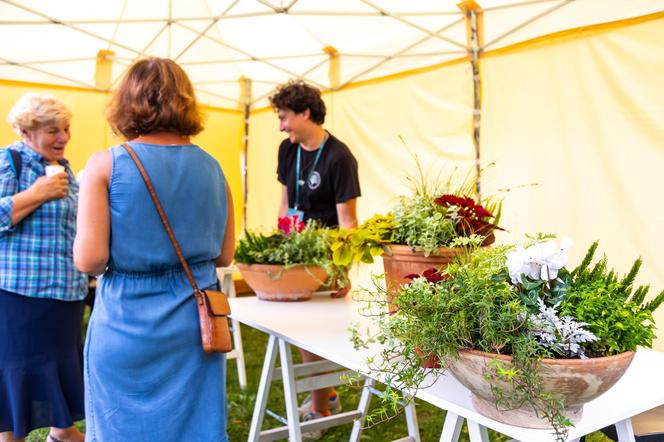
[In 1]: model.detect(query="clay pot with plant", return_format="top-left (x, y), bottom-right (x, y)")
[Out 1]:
top-left (235, 216), bottom-right (342, 301)
top-left (351, 237), bottom-right (664, 441)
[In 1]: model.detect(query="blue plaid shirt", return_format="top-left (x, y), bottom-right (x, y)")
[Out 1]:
top-left (0, 141), bottom-right (87, 301)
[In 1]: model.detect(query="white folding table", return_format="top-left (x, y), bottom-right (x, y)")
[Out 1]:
top-left (229, 294), bottom-right (664, 442)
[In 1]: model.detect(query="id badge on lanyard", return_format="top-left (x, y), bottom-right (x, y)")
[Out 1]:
top-left (287, 207), bottom-right (305, 222)
top-left (291, 133), bottom-right (327, 223)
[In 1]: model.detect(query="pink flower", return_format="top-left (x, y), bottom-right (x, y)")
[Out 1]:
top-left (278, 216), bottom-right (304, 235)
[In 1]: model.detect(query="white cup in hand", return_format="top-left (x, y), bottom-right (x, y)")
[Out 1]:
top-left (45, 165), bottom-right (65, 177)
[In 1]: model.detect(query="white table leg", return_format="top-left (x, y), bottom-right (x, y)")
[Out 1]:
top-left (220, 268), bottom-right (248, 390)
top-left (404, 394), bottom-right (421, 442)
top-left (615, 418), bottom-right (636, 442)
top-left (228, 281), bottom-right (248, 390)
top-left (248, 334), bottom-right (278, 442)
top-left (439, 411), bottom-right (464, 442)
top-left (278, 338), bottom-right (302, 442)
top-left (467, 420), bottom-right (489, 442)
top-left (349, 378), bottom-right (374, 442)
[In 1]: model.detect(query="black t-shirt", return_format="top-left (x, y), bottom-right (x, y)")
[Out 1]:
top-left (277, 133), bottom-right (361, 227)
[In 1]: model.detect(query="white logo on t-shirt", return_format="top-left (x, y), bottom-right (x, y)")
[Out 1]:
top-left (308, 171), bottom-right (321, 190)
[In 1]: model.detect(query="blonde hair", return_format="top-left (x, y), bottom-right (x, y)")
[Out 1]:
top-left (7, 93), bottom-right (72, 135)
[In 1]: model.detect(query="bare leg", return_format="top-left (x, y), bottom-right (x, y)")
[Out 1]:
top-left (299, 349), bottom-right (333, 414)
top-left (0, 432), bottom-right (24, 442)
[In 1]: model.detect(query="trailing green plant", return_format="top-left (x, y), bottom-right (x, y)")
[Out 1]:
top-left (351, 238), bottom-right (664, 441)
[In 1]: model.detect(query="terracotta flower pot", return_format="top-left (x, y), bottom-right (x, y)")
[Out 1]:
top-left (447, 349), bottom-right (635, 428)
top-left (236, 263), bottom-right (328, 302)
top-left (382, 244), bottom-right (463, 311)
top-left (415, 347), bottom-right (441, 369)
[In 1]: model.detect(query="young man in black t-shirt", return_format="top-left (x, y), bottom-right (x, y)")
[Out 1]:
top-left (270, 80), bottom-right (361, 428)
top-left (273, 82), bottom-right (360, 229)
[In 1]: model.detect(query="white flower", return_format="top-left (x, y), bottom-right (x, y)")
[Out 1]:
top-left (506, 238), bottom-right (573, 284)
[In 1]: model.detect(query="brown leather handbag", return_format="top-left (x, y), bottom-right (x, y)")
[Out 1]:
top-left (123, 143), bottom-right (233, 353)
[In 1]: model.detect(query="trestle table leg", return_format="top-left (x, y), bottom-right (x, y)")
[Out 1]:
top-left (349, 378), bottom-right (374, 442)
top-left (467, 420), bottom-right (489, 442)
top-left (248, 334), bottom-right (278, 442)
top-left (404, 393), bottom-right (421, 441)
top-left (439, 411), bottom-right (464, 442)
top-left (278, 338), bottom-right (302, 442)
top-left (615, 418), bottom-right (636, 442)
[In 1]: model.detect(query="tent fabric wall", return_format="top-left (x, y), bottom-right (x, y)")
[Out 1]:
top-left (246, 61), bottom-right (475, 231)
top-left (481, 16), bottom-right (664, 349)
top-left (246, 15), bottom-right (664, 350)
top-left (0, 80), bottom-right (246, 235)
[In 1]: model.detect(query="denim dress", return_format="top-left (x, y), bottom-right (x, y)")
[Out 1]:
top-left (84, 142), bottom-right (229, 442)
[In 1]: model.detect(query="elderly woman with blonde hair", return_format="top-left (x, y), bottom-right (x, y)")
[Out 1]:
top-left (0, 93), bottom-right (87, 442)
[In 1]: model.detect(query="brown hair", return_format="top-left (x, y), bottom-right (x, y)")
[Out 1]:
top-left (269, 80), bottom-right (326, 124)
top-left (106, 58), bottom-right (203, 139)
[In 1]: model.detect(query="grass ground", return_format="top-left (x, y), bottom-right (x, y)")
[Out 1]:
top-left (25, 307), bottom-right (614, 442)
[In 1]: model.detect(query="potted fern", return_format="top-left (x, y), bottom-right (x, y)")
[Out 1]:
top-left (352, 236), bottom-right (664, 440)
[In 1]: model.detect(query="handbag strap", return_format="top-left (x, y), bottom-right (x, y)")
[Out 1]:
top-left (122, 143), bottom-right (201, 295)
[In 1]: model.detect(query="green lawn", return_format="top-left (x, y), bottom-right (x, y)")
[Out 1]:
top-left (25, 308), bottom-right (613, 441)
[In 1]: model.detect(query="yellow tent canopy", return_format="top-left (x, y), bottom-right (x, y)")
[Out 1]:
top-left (1, 0), bottom-right (664, 348)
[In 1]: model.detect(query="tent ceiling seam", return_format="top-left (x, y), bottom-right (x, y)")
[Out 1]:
top-left (483, 0), bottom-right (562, 12)
top-left (359, 0), bottom-right (467, 50)
top-left (175, 21), bottom-right (327, 90)
top-left (483, 0), bottom-right (573, 49)
top-left (107, 0), bottom-right (129, 50)
top-left (1, 0), bottom-right (143, 56)
top-left (174, 0), bottom-right (240, 61)
top-left (0, 56), bottom-right (97, 89)
top-left (110, 23), bottom-right (170, 88)
top-left (336, 16), bottom-right (466, 90)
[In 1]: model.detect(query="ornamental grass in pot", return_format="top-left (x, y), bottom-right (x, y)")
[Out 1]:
top-left (235, 216), bottom-right (341, 301)
top-left (351, 236), bottom-right (664, 440)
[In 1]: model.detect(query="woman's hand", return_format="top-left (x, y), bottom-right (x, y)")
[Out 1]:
top-left (10, 172), bottom-right (70, 226)
top-left (30, 172), bottom-right (69, 202)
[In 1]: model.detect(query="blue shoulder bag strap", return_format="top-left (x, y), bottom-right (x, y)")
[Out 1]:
top-left (6, 148), bottom-right (22, 181)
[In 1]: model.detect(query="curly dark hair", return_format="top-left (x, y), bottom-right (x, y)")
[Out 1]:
top-left (106, 58), bottom-right (203, 139)
top-left (269, 80), bottom-right (326, 124)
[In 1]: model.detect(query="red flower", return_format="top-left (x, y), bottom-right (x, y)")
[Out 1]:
top-left (278, 216), bottom-right (304, 235)
top-left (433, 193), bottom-right (503, 237)
top-left (473, 204), bottom-right (493, 219)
